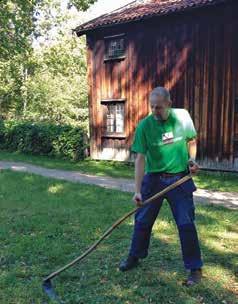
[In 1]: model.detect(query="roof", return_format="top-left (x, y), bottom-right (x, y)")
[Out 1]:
top-left (74, 0), bottom-right (231, 36)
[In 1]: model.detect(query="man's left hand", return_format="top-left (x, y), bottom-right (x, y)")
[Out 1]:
top-left (188, 158), bottom-right (199, 174)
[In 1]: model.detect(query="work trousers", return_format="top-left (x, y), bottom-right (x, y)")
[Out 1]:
top-left (129, 172), bottom-right (203, 270)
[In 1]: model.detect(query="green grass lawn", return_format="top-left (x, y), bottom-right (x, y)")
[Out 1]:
top-left (0, 150), bottom-right (237, 192)
top-left (0, 150), bottom-right (134, 178)
top-left (0, 170), bottom-right (237, 304)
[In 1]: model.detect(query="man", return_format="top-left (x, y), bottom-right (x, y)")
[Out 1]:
top-left (119, 87), bottom-right (203, 286)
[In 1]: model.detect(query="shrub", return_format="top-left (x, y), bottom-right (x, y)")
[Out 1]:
top-left (0, 120), bottom-right (89, 161)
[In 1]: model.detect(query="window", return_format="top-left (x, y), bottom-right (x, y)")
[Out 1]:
top-left (101, 100), bottom-right (125, 136)
top-left (107, 38), bottom-right (124, 58)
top-left (104, 34), bottom-right (125, 61)
top-left (106, 103), bottom-right (124, 133)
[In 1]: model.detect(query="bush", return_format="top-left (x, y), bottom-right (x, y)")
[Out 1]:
top-left (0, 120), bottom-right (89, 161)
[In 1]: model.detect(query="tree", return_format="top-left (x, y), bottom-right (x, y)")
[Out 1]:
top-left (0, 0), bottom-right (97, 126)
top-left (0, 1), bottom-right (35, 60)
top-left (0, 0), bottom-right (97, 60)
top-left (25, 35), bottom-right (89, 129)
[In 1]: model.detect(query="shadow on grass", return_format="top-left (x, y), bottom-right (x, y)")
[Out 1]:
top-left (0, 170), bottom-right (237, 303)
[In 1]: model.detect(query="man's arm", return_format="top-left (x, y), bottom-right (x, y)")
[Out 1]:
top-left (132, 153), bottom-right (145, 207)
top-left (187, 138), bottom-right (197, 161)
top-left (187, 138), bottom-right (199, 174)
top-left (130, 121), bottom-right (147, 206)
top-left (135, 153), bottom-right (145, 193)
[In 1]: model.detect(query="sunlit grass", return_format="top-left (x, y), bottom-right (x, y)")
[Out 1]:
top-left (0, 170), bottom-right (237, 303)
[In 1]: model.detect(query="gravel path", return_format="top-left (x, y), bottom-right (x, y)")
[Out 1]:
top-left (0, 161), bottom-right (237, 209)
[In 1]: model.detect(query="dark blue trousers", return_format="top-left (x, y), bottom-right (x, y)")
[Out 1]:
top-left (129, 172), bottom-right (203, 270)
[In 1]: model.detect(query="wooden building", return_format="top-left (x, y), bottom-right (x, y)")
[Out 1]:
top-left (74, 0), bottom-right (238, 171)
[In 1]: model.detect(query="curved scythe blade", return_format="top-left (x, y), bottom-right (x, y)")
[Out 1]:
top-left (42, 279), bottom-right (62, 303)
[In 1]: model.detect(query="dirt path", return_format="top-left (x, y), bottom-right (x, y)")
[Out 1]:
top-left (0, 161), bottom-right (237, 209)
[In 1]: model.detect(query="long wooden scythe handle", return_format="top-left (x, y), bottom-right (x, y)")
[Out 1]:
top-left (43, 173), bottom-right (192, 282)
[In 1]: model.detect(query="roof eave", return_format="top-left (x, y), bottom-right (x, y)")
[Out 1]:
top-left (74, 0), bottom-right (232, 37)
top-left (74, 17), bottom-right (143, 37)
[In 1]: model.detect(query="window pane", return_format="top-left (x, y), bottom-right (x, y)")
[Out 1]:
top-left (106, 105), bottom-right (115, 132)
top-left (115, 104), bottom-right (124, 133)
top-left (103, 103), bottom-right (125, 133)
top-left (107, 38), bottom-right (125, 59)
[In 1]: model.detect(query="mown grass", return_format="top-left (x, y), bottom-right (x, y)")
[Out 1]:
top-left (0, 150), bottom-right (134, 178)
top-left (0, 170), bottom-right (237, 303)
top-left (0, 150), bottom-right (238, 193)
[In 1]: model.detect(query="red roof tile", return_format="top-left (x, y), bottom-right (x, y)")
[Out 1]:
top-left (74, 0), bottom-right (231, 36)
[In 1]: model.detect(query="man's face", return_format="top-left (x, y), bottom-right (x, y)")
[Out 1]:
top-left (150, 94), bottom-right (171, 121)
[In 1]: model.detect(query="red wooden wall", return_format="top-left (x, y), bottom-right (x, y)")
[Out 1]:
top-left (86, 1), bottom-right (238, 170)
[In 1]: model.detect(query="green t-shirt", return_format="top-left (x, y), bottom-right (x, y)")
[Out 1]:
top-left (131, 108), bottom-right (197, 173)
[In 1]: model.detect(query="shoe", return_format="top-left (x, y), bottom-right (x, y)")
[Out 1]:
top-left (119, 255), bottom-right (139, 272)
top-left (183, 268), bottom-right (203, 287)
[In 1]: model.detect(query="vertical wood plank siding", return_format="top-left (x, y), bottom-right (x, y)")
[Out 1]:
top-left (86, 36), bottom-right (95, 158)
top-left (86, 3), bottom-right (238, 168)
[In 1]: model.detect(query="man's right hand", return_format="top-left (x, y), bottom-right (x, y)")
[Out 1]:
top-left (132, 192), bottom-right (143, 207)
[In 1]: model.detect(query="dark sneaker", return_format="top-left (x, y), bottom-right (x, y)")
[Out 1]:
top-left (119, 255), bottom-right (139, 272)
top-left (183, 268), bottom-right (203, 287)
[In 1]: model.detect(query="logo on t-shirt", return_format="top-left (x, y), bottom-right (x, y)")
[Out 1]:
top-left (162, 131), bottom-right (174, 144)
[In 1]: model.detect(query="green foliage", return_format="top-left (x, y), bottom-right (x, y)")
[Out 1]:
top-left (0, 0), bottom-right (97, 60)
top-left (70, 0), bottom-right (97, 11)
top-left (0, 120), bottom-right (89, 160)
top-left (0, 0), bottom-right (36, 60)
top-left (0, 53), bottom-right (37, 119)
top-left (0, 38), bottom-right (89, 130)
top-left (0, 35), bottom-right (88, 128)
top-left (0, 0), bottom-right (96, 128)
top-left (24, 36), bottom-right (89, 128)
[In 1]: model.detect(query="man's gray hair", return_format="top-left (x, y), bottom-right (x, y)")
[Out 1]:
top-left (149, 87), bottom-right (171, 101)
